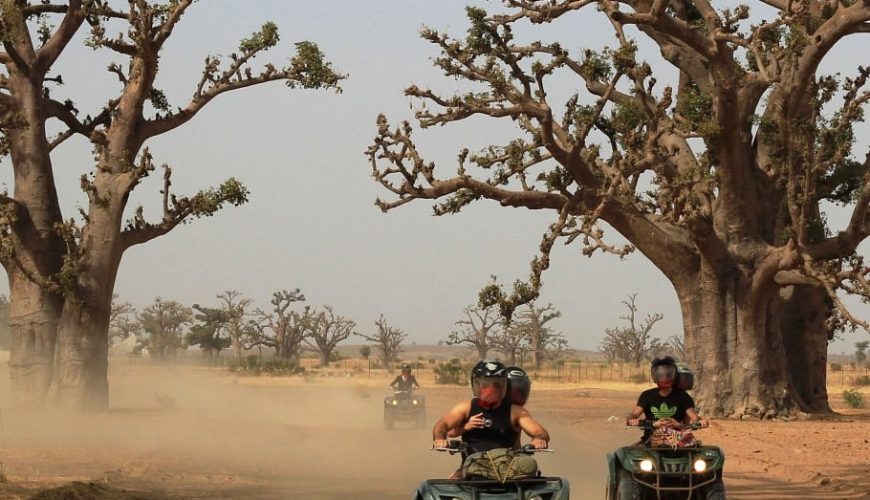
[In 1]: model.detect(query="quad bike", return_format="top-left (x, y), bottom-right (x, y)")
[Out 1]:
top-left (383, 389), bottom-right (426, 430)
top-left (606, 421), bottom-right (726, 500)
top-left (414, 441), bottom-right (570, 500)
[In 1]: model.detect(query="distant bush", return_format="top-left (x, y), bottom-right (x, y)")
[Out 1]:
top-left (842, 389), bottom-right (864, 408)
top-left (830, 363), bottom-right (842, 372)
top-left (434, 358), bottom-right (464, 385)
top-left (228, 356), bottom-right (305, 377)
top-left (629, 373), bottom-right (647, 384)
top-left (852, 375), bottom-right (870, 387)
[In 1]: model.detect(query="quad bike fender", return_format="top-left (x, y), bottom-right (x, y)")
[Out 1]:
top-left (605, 451), bottom-right (619, 496)
top-left (415, 477), bottom-right (570, 500)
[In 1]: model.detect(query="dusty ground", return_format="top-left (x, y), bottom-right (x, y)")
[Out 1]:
top-left (0, 361), bottom-right (866, 499)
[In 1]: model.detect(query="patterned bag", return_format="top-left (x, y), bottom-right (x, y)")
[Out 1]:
top-left (460, 448), bottom-right (539, 482)
top-left (649, 426), bottom-right (698, 448)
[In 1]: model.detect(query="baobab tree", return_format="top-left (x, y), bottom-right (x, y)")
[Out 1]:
top-left (489, 321), bottom-right (528, 365)
top-left (0, 1), bottom-right (343, 409)
top-left (446, 304), bottom-right (501, 360)
top-left (355, 314), bottom-right (407, 369)
top-left (514, 302), bottom-right (566, 372)
top-left (134, 298), bottom-right (192, 360)
top-left (369, 1), bottom-right (870, 417)
top-left (216, 290), bottom-right (255, 363)
top-left (304, 306), bottom-right (356, 367)
top-left (599, 294), bottom-right (665, 366)
top-left (186, 304), bottom-right (230, 358)
top-left (253, 289), bottom-right (308, 361)
top-left (108, 295), bottom-right (140, 347)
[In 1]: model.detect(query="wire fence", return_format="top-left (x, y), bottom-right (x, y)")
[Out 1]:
top-left (113, 351), bottom-right (870, 388)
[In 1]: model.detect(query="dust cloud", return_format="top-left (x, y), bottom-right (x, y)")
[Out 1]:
top-left (0, 358), bottom-right (467, 499)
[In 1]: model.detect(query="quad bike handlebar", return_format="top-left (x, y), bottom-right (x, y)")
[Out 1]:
top-left (432, 441), bottom-right (554, 455)
top-left (626, 419), bottom-right (705, 431)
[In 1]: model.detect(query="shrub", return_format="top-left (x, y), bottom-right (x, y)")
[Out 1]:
top-left (852, 375), bottom-right (870, 387)
top-left (434, 358), bottom-right (464, 385)
top-left (228, 356), bottom-right (304, 377)
top-left (830, 363), bottom-right (842, 372)
top-left (842, 389), bottom-right (864, 408)
top-left (629, 373), bottom-right (647, 384)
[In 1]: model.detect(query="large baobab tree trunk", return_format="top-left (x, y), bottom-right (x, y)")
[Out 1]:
top-left (7, 274), bottom-right (63, 407)
top-left (680, 268), bottom-right (831, 419)
top-left (47, 209), bottom-right (121, 410)
top-left (49, 297), bottom-right (111, 410)
top-left (780, 285), bottom-right (831, 413)
top-left (5, 101), bottom-right (66, 407)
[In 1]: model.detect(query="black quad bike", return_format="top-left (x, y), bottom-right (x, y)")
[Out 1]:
top-left (414, 441), bottom-right (570, 500)
top-left (606, 421), bottom-right (725, 500)
top-left (383, 389), bottom-right (426, 430)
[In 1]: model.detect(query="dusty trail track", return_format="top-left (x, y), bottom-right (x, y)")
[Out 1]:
top-left (0, 364), bottom-right (866, 499)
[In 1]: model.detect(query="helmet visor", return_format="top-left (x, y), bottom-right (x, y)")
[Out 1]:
top-left (652, 365), bottom-right (677, 382)
top-left (472, 376), bottom-right (507, 399)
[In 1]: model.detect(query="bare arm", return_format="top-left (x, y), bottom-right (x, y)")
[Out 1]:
top-left (432, 400), bottom-right (471, 448)
top-left (685, 408), bottom-right (708, 427)
top-left (626, 405), bottom-right (645, 425)
top-left (513, 405), bottom-right (549, 449)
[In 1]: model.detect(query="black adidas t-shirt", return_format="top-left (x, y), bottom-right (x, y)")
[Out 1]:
top-left (636, 387), bottom-right (695, 423)
top-left (636, 388), bottom-right (695, 443)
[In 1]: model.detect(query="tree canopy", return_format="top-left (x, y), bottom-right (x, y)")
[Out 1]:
top-left (0, 1), bottom-right (343, 409)
top-left (369, 0), bottom-right (870, 418)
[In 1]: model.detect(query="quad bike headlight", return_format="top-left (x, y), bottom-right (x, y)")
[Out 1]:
top-left (412, 399), bottom-right (419, 405)
top-left (391, 400), bottom-right (398, 406)
top-left (639, 459), bottom-right (654, 472)
top-left (693, 459), bottom-right (707, 472)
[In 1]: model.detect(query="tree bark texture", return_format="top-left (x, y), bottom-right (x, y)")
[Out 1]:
top-left (7, 273), bottom-right (62, 407)
top-left (679, 268), bottom-right (831, 418)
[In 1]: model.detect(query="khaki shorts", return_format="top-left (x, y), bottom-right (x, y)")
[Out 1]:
top-left (460, 448), bottom-right (538, 481)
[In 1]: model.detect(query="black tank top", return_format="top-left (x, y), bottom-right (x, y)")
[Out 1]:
top-left (461, 398), bottom-right (518, 454)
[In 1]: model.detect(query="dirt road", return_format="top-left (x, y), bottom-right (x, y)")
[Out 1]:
top-left (0, 364), bottom-right (867, 499)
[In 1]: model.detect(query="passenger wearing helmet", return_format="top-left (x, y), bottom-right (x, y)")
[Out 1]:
top-left (445, 365), bottom-right (532, 444)
top-left (626, 356), bottom-right (707, 445)
top-left (431, 360), bottom-right (549, 455)
top-left (390, 363), bottom-right (420, 392)
top-left (505, 366), bottom-right (531, 406)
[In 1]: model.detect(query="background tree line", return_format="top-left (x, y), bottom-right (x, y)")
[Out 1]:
top-left (107, 289), bottom-right (384, 368)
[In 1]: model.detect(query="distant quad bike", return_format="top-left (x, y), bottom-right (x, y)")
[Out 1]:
top-left (606, 421), bottom-right (726, 500)
top-left (383, 389), bottom-right (426, 430)
top-left (414, 441), bottom-right (570, 500)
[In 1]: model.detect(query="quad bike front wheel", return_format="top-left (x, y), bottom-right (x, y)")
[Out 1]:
top-left (384, 408), bottom-right (394, 430)
top-left (615, 469), bottom-right (642, 500)
top-left (704, 478), bottom-right (726, 500)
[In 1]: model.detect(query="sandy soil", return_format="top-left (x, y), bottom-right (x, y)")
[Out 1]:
top-left (0, 362), bottom-right (867, 499)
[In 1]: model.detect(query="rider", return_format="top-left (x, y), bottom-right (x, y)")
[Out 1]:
top-left (446, 364), bottom-right (532, 444)
top-left (626, 356), bottom-right (707, 444)
top-left (432, 360), bottom-right (549, 453)
top-left (389, 363), bottom-right (420, 392)
top-left (505, 365), bottom-right (531, 406)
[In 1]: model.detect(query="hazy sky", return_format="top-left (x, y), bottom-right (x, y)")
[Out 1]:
top-left (0, 1), bottom-right (867, 353)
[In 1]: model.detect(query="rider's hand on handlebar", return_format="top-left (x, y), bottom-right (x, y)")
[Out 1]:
top-left (530, 438), bottom-right (548, 449)
top-left (433, 439), bottom-right (450, 449)
top-left (655, 417), bottom-right (678, 428)
top-left (626, 418), bottom-right (640, 426)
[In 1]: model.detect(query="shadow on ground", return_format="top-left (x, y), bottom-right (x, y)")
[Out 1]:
top-left (728, 463), bottom-right (870, 500)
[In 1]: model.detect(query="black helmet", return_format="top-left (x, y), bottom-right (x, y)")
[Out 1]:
top-left (505, 366), bottom-right (531, 405)
top-left (650, 356), bottom-right (679, 384)
top-left (470, 360), bottom-right (508, 399)
top-left (400, 363), bottom-right (411, 372)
